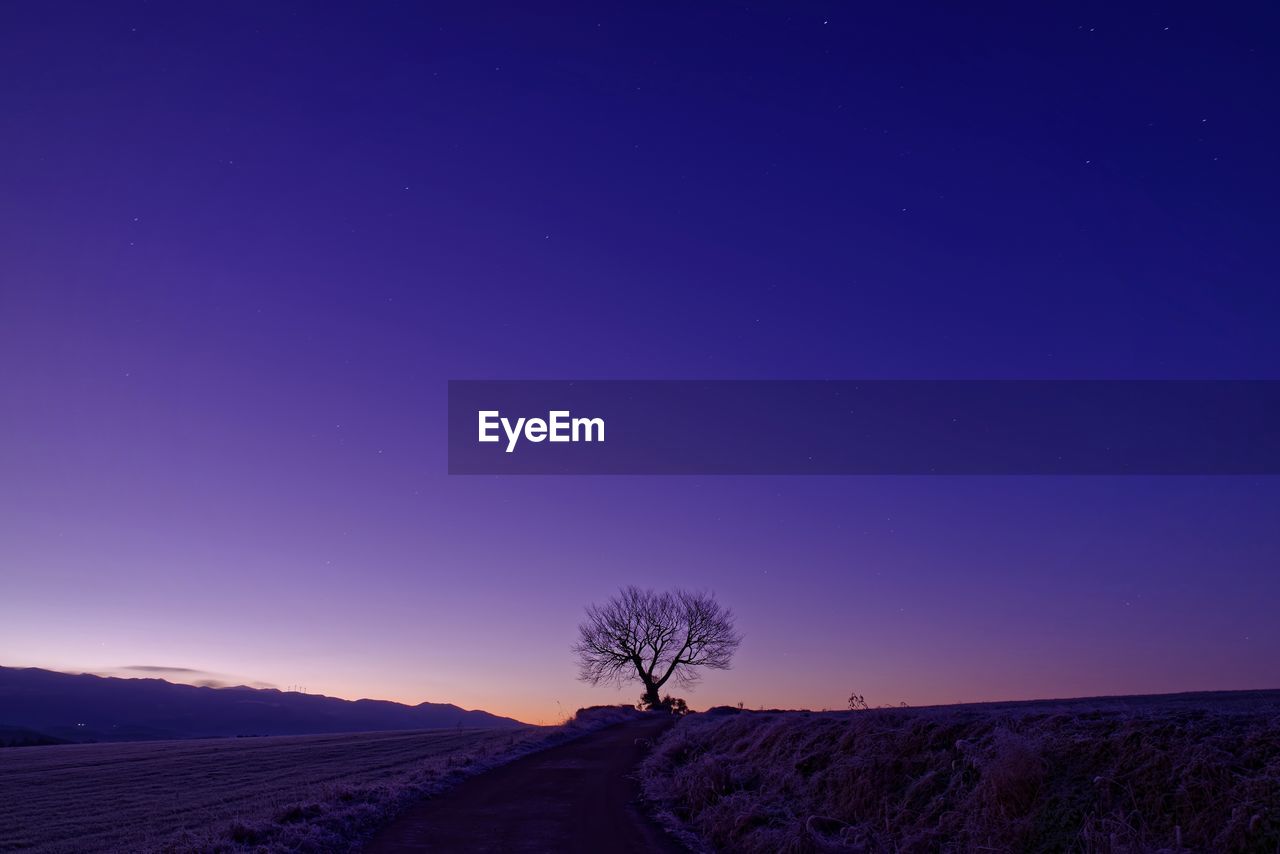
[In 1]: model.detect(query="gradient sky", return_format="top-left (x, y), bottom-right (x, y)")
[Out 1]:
top-left (2, 3), bottom-right (1278, 724)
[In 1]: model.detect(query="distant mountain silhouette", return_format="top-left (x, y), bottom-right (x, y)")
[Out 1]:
top-left (0, 666), bottom-right (523, 742)
top-left (0, 723), bottom-right (70, 747)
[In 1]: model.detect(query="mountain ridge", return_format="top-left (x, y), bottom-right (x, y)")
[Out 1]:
top-left (0, 665), bottom-right (525, 742)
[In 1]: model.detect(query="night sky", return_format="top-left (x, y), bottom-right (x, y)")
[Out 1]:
top-left (2, 3), bottom-right (1278, 723)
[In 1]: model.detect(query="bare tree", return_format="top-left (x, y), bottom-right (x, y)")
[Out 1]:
top-left (573, 586), bottom-right (742, 709)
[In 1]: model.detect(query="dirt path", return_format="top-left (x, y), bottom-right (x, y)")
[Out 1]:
top-left (364, 715), bottom-right (688, 853)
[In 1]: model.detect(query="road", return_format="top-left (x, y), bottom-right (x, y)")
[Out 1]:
top-left (364, 715), bottom-right (689, 853)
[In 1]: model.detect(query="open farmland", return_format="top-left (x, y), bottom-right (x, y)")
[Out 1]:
top-left (642, 691), bottom-right (1280, 853)
top-left (1, 726), bottom-right (538, 852)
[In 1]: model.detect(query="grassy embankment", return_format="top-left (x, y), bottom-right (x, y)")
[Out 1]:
top-left (641, 692), bottom-right (1280, 852)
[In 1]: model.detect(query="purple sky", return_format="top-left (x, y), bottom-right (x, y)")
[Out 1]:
top-left (2, 3), bottom-right (1278, 723)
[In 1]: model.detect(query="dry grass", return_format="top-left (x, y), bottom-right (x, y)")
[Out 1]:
top-left (1, 705), bottom-right (642, 852)
top-left (640, 692), bottom-right (1280, 853)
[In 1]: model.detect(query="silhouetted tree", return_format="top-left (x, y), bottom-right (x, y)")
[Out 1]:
top-left (573, 586), bottom-right (742, 710)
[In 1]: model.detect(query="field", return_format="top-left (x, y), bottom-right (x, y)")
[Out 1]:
top-left (0, 707), bottom-right (640, 853)
top-left (641, 691), bottom-right (1280, 853)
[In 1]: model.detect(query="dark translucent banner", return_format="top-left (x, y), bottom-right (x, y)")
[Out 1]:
top-left (447, 381), bottom-right (1280, 475)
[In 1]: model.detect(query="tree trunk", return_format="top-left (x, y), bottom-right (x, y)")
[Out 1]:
top-left (640, 681), bottom-right (661, 709)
